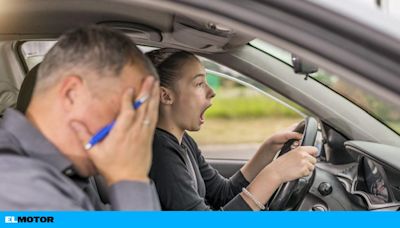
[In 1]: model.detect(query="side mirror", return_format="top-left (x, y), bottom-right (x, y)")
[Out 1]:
top-left (291, 54), bottom-right (318, 74)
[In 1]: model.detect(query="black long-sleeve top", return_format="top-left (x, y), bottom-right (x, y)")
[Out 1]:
top-left (150, 128), bottom-right (251, 210)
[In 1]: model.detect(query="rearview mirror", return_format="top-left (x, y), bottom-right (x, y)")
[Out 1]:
top-left (291, 54), bottom-right (318, 74)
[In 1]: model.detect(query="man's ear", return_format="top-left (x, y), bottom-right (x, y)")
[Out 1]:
top-left (160, 86), bottom-right (174, 105)
top-left (58, 75), bottom-right (85, 111)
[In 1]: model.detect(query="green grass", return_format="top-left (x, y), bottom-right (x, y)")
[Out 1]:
top-left (206, 95), bottom-right (301, 119)
top-left (190, 117), bottom-right (302, 144)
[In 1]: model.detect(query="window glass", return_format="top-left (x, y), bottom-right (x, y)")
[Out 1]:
top-left (17, 41), bottom-right (307, 159)
top-left (20, 41), bottom-right (56, 70)
top-left (250, 39), bottom-right (400, 135)
top-left (250, 39), bottom-right (292, 66)
top-left (311, 69), bottom-right (400, 134)
top-left (19, 41), bottom-right (156, 70)
top-left (190, 57), bottom-right (305, 159)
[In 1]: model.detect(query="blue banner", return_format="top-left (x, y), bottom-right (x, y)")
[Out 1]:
top-left (0, 212), bottom-right (398, 228)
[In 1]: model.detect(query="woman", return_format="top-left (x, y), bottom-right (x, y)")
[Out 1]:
top-left (147, 48), bottom-right (317, 210)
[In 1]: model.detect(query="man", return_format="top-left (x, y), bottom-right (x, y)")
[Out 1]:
top-left (0, 25), bottom-right (161, 210)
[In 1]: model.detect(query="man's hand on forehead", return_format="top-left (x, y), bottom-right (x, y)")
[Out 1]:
top-left (70, 76), bottom-right (160, 185)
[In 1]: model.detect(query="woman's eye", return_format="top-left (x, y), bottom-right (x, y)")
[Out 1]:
top-left (196, 82), bottom-right (206, 87)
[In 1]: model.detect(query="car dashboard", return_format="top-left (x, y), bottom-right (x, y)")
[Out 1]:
top-left (297, 138), bottom-right (400, 211)
top-left (351, 157), bottom-right (398, 209)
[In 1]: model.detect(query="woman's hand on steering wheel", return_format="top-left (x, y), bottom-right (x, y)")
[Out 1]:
top-left (267, 146), bottom-right (318, 184)
top-left (241, 117), bottom-right (319, 211)
top-left (241, 125), bottom-right (304, 182)
top-left (241, 145), bottom-right (317, 211)
top-left (259, 130), bottom-right (303, 157)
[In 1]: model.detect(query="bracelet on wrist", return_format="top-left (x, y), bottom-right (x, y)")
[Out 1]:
top-left (242, 187), bottom-right (266, 210)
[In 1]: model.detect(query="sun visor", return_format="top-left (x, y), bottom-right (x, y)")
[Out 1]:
top-left (172, 16), bottom-right (253, 52)
top-left (172, 22), bottom-right (230, 49)
top-left (98, 22), bottom-right (162, 42)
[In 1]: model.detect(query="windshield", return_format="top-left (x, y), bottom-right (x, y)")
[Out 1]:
top-left (250, 39), bottom-right (400, 135)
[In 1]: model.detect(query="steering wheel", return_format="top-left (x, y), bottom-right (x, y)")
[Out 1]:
top-left (267, 116), bottom-right (318, 210)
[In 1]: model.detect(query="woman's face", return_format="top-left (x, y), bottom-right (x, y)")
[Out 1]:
top-left (170, 58), bottom-right (215, 132)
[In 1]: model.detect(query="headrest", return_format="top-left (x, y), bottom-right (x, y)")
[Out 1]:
top-left (16, 64), bottom-right (40, 114)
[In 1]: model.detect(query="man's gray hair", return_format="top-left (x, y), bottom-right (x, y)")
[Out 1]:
top-left (36, 25), bottom-right (157, 92)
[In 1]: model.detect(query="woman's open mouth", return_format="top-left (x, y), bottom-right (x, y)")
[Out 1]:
top-left (199, 104), bottom-right (212, 124)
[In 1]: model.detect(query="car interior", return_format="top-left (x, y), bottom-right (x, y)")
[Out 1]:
top-left (1, 0), bottom-right (400, 211)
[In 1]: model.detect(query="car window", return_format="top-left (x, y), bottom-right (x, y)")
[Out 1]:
top-left (251, 39), bottom-right (400, 135)
top-left (19, 41), bottom-right (156, 71)
top-left (311, 69), bottom-right (400, 134)
top-left (250, 39), bottom-right (292, 66)
top-left (20, 41), bottom-right (57, 70)
top-left (17, 41), bottom-right (307, 160)
top-left (190, 57), bottom-right (305, 160)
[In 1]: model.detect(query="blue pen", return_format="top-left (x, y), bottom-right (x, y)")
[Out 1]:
top-left (84, 95), bottom-right (149, 150)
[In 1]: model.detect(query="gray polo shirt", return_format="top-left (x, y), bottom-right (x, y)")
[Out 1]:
top-left (0, 109), bottom-right (160, 210)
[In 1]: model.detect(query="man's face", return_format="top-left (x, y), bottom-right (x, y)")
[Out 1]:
top-left (66, 64), bottom-right (149, 175)
top-left (79, 65), bottom-right (147, 134)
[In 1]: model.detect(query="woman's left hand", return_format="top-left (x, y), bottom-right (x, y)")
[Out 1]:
top-left (259, 130), bottom-right (302, 156)
top-left (241, 122), bottom-right (303, 182)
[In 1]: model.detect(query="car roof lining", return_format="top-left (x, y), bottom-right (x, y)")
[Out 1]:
top-left (0, 0), bottom-right (253, 53)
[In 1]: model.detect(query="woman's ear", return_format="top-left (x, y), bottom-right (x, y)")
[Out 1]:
top-left (160, 86), bottom-right (174, 105)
